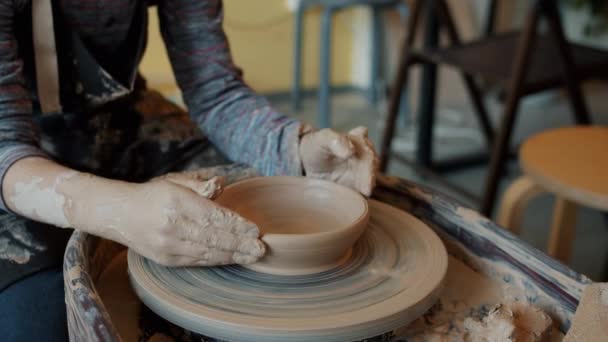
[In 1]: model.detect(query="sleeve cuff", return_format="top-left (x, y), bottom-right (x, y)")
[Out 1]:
top-left (267, 120), bottom-right (305, 177)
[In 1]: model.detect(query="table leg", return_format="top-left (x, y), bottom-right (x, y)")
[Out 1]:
top-left (497, 176), bottom-right (545, 235)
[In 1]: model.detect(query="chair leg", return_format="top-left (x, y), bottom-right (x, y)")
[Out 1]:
top-left (369, 6), bottom-right (383, 106)
top-left (462, 75), bottom-right (494, 146)
top-left (481, 5), bottom-right (542, 217)
top-left (604, 231), bottom-right (608, 280)
top-left (292, 4), bottom-right (305, 112)
top-left (604, 262), bottom-right (608, 285)
top-left (435, 0), bottom-right (494, 146)
top-left (396, 1), bottom-right (409, 23)
top-left (415, 0), bottom-right (440, 169)
top-left (379, 0), bottom-right (423, 172)
top-left (548, 197), bottom-right (577, 263)
top-left (484, 0), bottom-right (499, 37)
top-left (497, 176), bottom-right (545, 235)
top-left (396, 2), bottom-right (410, 129)
top-left (318, 7), bottom-right (334, 128)
top-left (397, 78), bottom-right (410, 129)
top-left (542, 0), bottom-right (592, 125)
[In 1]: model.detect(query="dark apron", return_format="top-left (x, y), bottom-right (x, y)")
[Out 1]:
top-left (0, 0), bottom-right (229, 292)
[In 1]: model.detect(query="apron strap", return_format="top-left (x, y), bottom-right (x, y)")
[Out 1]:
top-left (32, 0), bottom-right (62, 114)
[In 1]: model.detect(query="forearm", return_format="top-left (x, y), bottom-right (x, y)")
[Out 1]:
top-left (194, 94), bottom-right (304, 176)
top-left (2, 157), bottom-right (136, 242)
top-left (3, 157), bottom-right (266, 266)
top-left (159, 0), bottom-right (304, 176)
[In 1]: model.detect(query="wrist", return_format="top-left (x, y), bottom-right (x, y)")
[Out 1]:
top-left (63, 173), bottom-right (138, 241)
top-left (4, 157), bottom-right (82, 228)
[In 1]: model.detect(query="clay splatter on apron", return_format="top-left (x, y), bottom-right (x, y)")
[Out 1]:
top-left (0, 215), bottom-right (46, 264)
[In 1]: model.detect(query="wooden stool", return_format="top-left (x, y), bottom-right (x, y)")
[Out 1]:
top-left (498, 126), bottom-right (608, 263)
top-left (379, 0), bottom-right (608, 215)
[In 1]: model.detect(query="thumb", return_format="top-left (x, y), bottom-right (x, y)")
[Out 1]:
top-left (165, 175), bottom-right (225, 199)
top-left (326, 131), bottom-right (355, 160)
top-left (349, 126), bottom-right (369, 138)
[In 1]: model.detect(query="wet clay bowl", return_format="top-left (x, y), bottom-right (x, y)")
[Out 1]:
top-left (215, 176), bottom-right (369, 275)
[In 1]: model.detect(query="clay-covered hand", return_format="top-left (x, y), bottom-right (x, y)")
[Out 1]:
top-left (3, 158), bottom-right (265, 267)
top-left (125, 175), bottom-right (265, 266)
top-left (153, 170), bottom-right (226, 199)
top-left (299, 127), bottom-right (378, 196)
top-left (66, 171), bottom-right (266, 267)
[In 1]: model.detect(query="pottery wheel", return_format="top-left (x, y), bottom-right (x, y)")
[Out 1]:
top-left (128, 200), bottom-right (448, 342)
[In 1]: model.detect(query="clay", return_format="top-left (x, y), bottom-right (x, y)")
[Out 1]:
top-left (299, 127), bottom-right (378, 197)
top-left (215, 176), bottom-right (369, 275)
top-left (464, 303), bottom-right (552, 342)
top-left (128, 199), bottom-right (448, 342)
top-left (564, 283), bottom-right (608, 341)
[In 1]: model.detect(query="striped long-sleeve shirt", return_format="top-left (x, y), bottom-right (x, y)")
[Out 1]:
top-left (0, 0), bottom-right (303, 210)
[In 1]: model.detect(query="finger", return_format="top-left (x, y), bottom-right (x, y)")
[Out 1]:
top-left (163, 168), bottom-right (216, 182)
top-left (367, 136), bottom-right (378, 155)
top-left (157, 252), bottom-right (231, 267)
top-left (203, 229), bottom-right (266, 255)
top-left (197, 250), bottom-right (261, 265)
top-left (167, 175), bottom-right (225, 199)
top-left (176, 218), bottom-right (265, 255)
top-left (174, 250), bottom-right (261, 267)
top-left (231, 252), bottom-right (261, 264)
top-left (358, 177), bottom-right (375, 197)
top-left (325, 132), bottom-right (355, 160)
top-left (339, 132), bottom-right (378, 197)
top-left (356, 140), bottom-right (377, 197)
top-left (173, 238), bottom-right (265, 262)
top-left (348, 126), bottom-right (368, 138)
top-left (144, 253), bottom-right (187, 267)
top-left (315, 129), bottom-right (354, 157)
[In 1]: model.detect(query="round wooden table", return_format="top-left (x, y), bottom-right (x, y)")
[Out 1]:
top-left (498, 126), bottom-right (608, 262)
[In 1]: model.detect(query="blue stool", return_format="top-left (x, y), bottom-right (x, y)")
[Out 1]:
top-left (291, 0), bottom-right (408, 128)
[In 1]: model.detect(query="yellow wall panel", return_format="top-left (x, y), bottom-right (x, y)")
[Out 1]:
top-left (140, 2), bottom-right (354, 94)
top-left (139, 7), bottom-right (177, 93)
